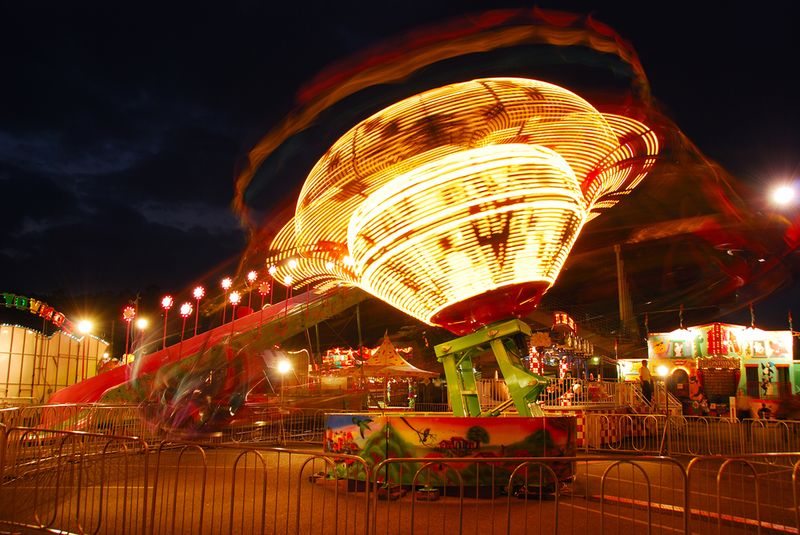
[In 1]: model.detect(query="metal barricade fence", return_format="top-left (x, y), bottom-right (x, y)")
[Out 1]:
top-left (0, 427), bottom-right (150, 535)
top-left (0, 403), bottom-right (166, 443)
top-left (448, 379), bottom-right (627, 410)
top-left (748, 418), bottom-right (800, 454)
top-left (584, 413), bottom-right (664, 453)
top-left (0, 403), bottom-right (339, 447)
top-left (369, 454), bottom-right (800, 534)
top-left (661, 416), bottom-right (742, 456)
top-left (584, 413), bottom-right (800, 456)
top-left (225, 406), bottom-right (346, 445)
top-left (0, 404), bottom-right (82, 429)
top-left (147, 443), bottom-right (369, 535)
top-left (1, 426), bottom-right (799, 535)
top-left (413, 403), bottom-right (450, 413)
top-left (686, 454), bottom-right (800, 534)
top-left (538, 379), bottom-right (622, 408)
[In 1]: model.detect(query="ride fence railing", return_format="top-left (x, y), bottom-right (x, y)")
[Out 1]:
top-left (4, 402), bottom-right (798, 457)
top-left (1, 425), bottom-right (798, 535)
top-left (420, 379), bottom-right (629, 413)
top-left (224, 404), bottom-right (341, 445)
top-left (0, 403), bottom-right (342, 447)
top-left (537, 379), bottom-right (623, 408)
top-left (584, 412), bottom-right (800, 456)
top-left (0, 396), bottom-right (36, 407)
top-left (0, 403), bottom-right (166, 444)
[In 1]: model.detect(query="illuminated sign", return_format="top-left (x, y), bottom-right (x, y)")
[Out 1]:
top-left (648, 323), bottom-right (792, 361)
top-left (1, 292), bottom-right (74, 334)
top-left (553, 312), bottom-right (577, 333)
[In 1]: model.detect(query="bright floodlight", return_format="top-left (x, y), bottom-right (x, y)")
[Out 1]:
top-left (247, 270), bottom-right (258, 284)
top-left (268, 265), bottom-right (277, 276)
top-left (136, 318), bottom-right (149, 330)
top-left (229, 291), bottom-right (241, 305)
top-left (287, 259), bottom-right (298, 269)
top-left (161, 295), bottom-right (174, 310)
top-left (193, 286), bottom-right (205, 300)
top-left (264, 77), bottom-right (658, 335)
top-left (283, 275), bottom-right (293, 286)
top-left (657, 365), bottom-right (670, 377)
top-left (179, 302), bottom-right (193, 318)
top-left (771, 185), bottom-right (795, 206)
top-left (77, 320), bottom-right (92, 334)
top-left (221, 277), bottom-right (233, 291)
top-left (277, 359), bottom-right (292, 374)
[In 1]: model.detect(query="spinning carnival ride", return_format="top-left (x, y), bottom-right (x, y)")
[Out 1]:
top-left (261, 77), bottom-right (659, 417)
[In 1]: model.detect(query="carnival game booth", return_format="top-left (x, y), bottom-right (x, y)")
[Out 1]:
top-left (321, 334), bottom-right (438, 409)
top-left (630, 322), bottom-right (799, 418)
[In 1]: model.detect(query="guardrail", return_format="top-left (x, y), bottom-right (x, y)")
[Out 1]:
top-left (0, 397), bottom-right (36, 407)
top-left (0, 403), bottom-right (166, 445)
top-left (225, 405), bottom-right (336, 445)
top-left (5, 402), bottom-right (798, 458)
top-left (538, 378), bottom-right (622, 408)
top-left (420, 379), bottom-right (631, 412)
top-left (1, 425), bottom-right (797, 534)
top-left (584, 413), bottom-right (800, 455)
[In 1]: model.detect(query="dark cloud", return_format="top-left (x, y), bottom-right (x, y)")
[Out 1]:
top-left (1, 194), bottom-right (244, 294)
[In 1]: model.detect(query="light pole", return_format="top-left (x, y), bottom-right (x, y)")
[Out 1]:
top-left (135, 318), bottom-right (148, 361)
top-left (221, 277), bottom-right (232, 323)
top-left (257, 281), bottom-right (270, 330)
top-left (192, 286), bottom-right (205, 336)
top-left (277, 358), bottom-right (292, 408)
top-left (229, 291), bottom-right (241, 337)
top-left (77, 319), bottom-right (92, 382)
top-left (161, 295), bottom-right (173, 350)
top-left (287, 348), bottom-right (311, 387)
top-left (179, 302), bottom-right (193, 342)
top-left (179, 302), bottom-right (192, 358)
top-left (283, 274), bottom-right (292, 317)
top-left (267, 265), bottom-right (276, 305)
top-left (246, 270), bottom-right (257, 310)
top-left (122, 305), bottom-right (135, 358)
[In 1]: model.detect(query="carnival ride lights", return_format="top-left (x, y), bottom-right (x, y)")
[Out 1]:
top-left (265, 78), bottom-right (658, 335)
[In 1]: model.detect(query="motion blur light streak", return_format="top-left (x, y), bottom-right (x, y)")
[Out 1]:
top-left (264, 78), bottom-right (658, 334)
top-left (233, 8), bottom-right (655, 227)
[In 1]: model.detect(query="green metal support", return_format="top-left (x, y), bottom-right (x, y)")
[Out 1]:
top-left (435, 318), bottom-right (548, 417)
top-left (438, 346), bottom-right (482, 417)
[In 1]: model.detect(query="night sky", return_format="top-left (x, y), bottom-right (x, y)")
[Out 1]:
top-left (2, 1), bottom-right (798, 329)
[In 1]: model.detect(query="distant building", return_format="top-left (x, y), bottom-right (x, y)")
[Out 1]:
top-left (1, 292), bottom-right (109, 404)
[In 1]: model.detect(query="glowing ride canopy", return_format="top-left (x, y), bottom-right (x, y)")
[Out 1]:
top-left (267, 77), bottom-right (658, 334)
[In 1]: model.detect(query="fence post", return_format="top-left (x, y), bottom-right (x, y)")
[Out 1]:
top-left (584, 413), bottom-right (591, 453)
top-left (0, 423), bottom-right (5, 498)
